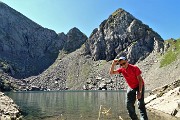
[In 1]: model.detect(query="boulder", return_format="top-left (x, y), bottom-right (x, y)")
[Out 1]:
top-left (145, 80), bottom-right (180, 118)
top-left (0, 92), bottom-right (22, 119)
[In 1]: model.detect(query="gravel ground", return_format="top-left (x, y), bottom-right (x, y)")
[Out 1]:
top-left (136, 51), bottom-right (180, 90)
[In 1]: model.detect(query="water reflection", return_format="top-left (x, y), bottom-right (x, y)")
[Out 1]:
top-left (5, 91), bottom-right (178, 120)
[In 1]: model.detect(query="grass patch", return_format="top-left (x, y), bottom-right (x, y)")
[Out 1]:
top-left (160, 38), bottom-right (180, 67)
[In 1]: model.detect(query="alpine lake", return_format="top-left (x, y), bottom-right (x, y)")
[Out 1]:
top-left (5, 91), bottom-right (178, 120)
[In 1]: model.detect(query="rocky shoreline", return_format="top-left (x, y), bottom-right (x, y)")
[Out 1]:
top-left (145, 79), bottom-right (180, 119)
top-left (0, 92), bottom-right (22, 120)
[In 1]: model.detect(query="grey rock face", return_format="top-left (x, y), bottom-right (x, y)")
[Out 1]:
top-left (84, 8), bottom-right (164, 64)
top-left (63, 27), bottom-right (87, 53)
top-left (0, 2), bottom-right (87, 78)
top-left (0, 2), bottom-right (61, 78)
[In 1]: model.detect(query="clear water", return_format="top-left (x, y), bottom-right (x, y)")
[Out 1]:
top-left (5, 91), bottom-right (178, 120)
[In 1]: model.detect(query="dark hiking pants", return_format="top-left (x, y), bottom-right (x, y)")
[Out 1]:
top-left (126, 86), bottom-right (148, 120)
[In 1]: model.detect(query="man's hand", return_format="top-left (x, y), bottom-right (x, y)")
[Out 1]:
top-left (113, 59), bottom-right (119, 64)
top-left (137, 91), bottom-right (142, 99)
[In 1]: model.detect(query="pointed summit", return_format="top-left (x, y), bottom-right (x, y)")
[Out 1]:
top-left (111, 8), bottom-right (128, 17)
top-left (84, 8), bottom-right (164, 63)
top-left (64, 27), bottom-right (87, 53)
top-left (67, 27), bottom-right (81, 34)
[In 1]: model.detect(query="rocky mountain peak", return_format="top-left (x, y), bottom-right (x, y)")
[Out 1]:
top-left (67, 27), bottom-right (81, 34)
top-left (0, 2), bottom-right (87, 78)
top-left (0, 2), bottom-right (64, 78)
top-left (84, 8), bottom-right (164, 64)
top-left (63, 27), bottom-right (87, 53)
top-left (0, 2), bottom-right (13, 10)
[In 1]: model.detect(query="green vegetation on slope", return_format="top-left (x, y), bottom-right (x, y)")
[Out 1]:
top-left (160, 38), bottom-right (180, 67)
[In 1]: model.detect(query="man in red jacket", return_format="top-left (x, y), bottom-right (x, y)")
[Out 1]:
top-left (110, 56), bottom-right (148, 120)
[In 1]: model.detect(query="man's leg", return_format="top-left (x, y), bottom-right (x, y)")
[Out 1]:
top-left (127, 87), bottom-right (138, 120)
top-left (137, 86), bottom-right (148, 120)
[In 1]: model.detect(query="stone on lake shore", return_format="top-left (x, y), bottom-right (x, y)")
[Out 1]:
top-left (0, 92), bottom-right (22, 120)
top-left (145, 80), bottom-right (180, 118)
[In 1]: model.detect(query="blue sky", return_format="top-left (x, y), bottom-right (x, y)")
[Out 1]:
top-left (1, 0), bottom-right (180, 40)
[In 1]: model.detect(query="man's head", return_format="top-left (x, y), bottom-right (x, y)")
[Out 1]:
top-left (118, 56), bottom-right (128, 69)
